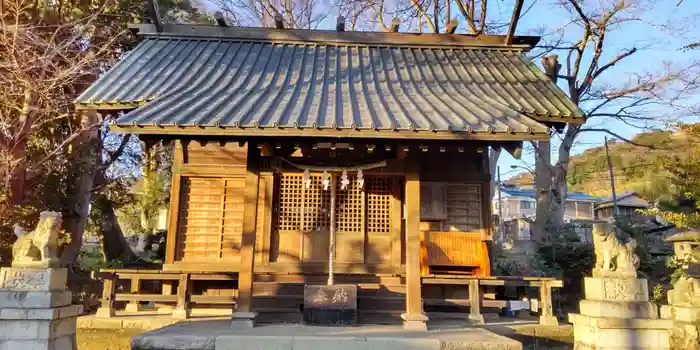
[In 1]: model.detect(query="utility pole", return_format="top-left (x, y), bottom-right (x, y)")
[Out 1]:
top-left (604, 136), bottom-right (619, 219)
top-left (497, 166), bottom-right (504, 242)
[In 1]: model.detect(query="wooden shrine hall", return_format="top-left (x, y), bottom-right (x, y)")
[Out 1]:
top-left (75, 20), bottom-right (582, 329)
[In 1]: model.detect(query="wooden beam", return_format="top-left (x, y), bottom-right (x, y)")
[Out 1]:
top-left (446, 19), bottom-right (459, 34)
top-left (274, 14), bottom-right (284, 29)
top-left (214, 11), bottom-right (228, 27)
top-left (503, 142), bottom-right (523, 159)
top-left (165, 140), bottom-right (184, 264)
top-left (258, 142), bottom-right (273, 156)
top-left (147, 0), bottom-right (163, 32)
top-left (402, 161), bottom-right (428, 330)
top-left (290, 148), bottom-right (304, 157)
top-left (237, 143), bottom-right (260, 313)
top-left (505, 0), bottom-right (524, 45)
top-left (390, 18), bottom-right (401, 32)
top-left (336, 16), bottom-right (345, 32)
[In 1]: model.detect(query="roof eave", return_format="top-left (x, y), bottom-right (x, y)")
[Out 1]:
top-left (109, 125), bottom-right (549, 141)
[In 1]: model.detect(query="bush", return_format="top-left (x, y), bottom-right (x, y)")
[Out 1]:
top-left (535, 226), bottom-right (595, 310)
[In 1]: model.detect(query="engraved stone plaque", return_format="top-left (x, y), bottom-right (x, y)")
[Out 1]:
top-left (0, 268), bottom-right (67, 292)
top-left (303, 284), bottom-right (357, 326)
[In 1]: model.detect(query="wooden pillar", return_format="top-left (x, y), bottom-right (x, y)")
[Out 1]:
top-left (233, 142), bottom-right (260, 328)
top-left (401, 163), bottom-right (428, 330)
top-left (165, 140), bottom-right (184, 264)
top-left (539, 280), bottom-right (558, 325)
top-left (95, 274), bottom-right (116, 318)
top-left (468, 279), bottom-right (484, 324)
top-left (173, 273), bottom-right (191, 320)
top-left (157, 281), bottom-right (175, 314)
top-left (125, 277), bottom-right (142, 312)
top-left (390, 178), bottom-right (403, 266)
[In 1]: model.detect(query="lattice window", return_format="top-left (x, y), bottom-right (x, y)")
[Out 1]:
top-left (336, 176), bottom-right (363, 233)
top-left (276, 174), bottom-right (303, 231)
top-left (274, 173), bottom-right (393, 235)
top-left (302, 175), bottom-right (330, 231)
top-left (366, 177), bottom-right (392, 233)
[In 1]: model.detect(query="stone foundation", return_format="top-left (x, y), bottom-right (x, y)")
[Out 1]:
top-left (0, 267), bottom-right (81, 350)
top-left (569, 277), bottom-right (672, 349)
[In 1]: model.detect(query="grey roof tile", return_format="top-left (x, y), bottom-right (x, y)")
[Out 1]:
top-left (76, 31), bottom-right (583, 139)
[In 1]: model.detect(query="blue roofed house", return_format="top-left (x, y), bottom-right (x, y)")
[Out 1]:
top-left (493, 184), bottom-right (600, 243)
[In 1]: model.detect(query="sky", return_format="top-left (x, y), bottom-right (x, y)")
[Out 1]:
top-left (201, 0), bottom-right (700, 182)
top-left (495, 0), bottom-right (700, 181)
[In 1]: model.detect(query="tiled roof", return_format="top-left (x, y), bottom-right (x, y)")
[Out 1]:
top-left (75, 25), bottom-right (584, 140)
top-left (499, 186), bottom-right (600, 201)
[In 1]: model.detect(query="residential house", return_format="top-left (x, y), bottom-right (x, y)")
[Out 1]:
top-left (493, 185), bottom-right (600, 242)
top-left (595, 192), bottom-right (650, 222)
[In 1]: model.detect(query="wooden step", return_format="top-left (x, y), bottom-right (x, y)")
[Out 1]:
top-left (253, 282), bottom-right (305, 296)
top-left (254, 274), bottom-right (404, 285)
top-left (252, 295), bottom-right (303, 309)
top-left (357, 284), bottom-right (406, 297)
top-left (358, 310), bottom-right (403, 325)
top-left (357, 296), bottom-right (405, 311)
top-left (254, 308), bottom-right (302, 323)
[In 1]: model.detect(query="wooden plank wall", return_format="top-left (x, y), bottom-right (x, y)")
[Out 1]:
top-left (166, 141), bottom-right (249, 268)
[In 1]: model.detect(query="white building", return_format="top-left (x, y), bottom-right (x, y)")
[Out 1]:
top-left (493, 185), bottom-right (600, 242)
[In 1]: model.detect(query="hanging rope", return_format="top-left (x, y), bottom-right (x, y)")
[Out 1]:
top-left (276, 157), bottom-right (387, 172)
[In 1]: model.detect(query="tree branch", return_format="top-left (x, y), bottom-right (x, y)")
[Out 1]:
top-left (28, 122), bottom-right (101, 173)
top-left (102, 134), bottom-right (132, 169)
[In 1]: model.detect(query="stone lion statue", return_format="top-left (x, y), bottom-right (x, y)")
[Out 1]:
top-left (12, 211), bottom-right (62, 268)
top-left (592, 223), bottom-right (639, 277)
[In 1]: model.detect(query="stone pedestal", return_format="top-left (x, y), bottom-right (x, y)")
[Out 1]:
top-left (569, 277), bottom-right (673, 349)
top-left (660, 304), bottom-right (700, 350)
top-left (0, 267), bottom-right (81, 350)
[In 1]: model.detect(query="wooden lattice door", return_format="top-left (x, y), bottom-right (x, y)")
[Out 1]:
top-left (272, 173), bottom-right (397, 265)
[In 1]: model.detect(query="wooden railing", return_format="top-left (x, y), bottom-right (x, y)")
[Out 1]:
top-left (92, 269), bottom-right (238, 320)
top-left (420, 231), bottom-right (490, 276)
top-left (422, 275), bottom-right (563, 325)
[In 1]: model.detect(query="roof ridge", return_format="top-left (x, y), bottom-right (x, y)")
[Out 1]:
top-left (128, 23), bottom-right (541, 51)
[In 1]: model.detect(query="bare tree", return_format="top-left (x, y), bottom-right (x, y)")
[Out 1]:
top-left (525, 0), bottom-right (700, 241)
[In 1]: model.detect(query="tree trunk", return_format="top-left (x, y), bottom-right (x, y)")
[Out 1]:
top-left (94, 194), bottom-right (136, 262)
top-left (532, 140), bottom-right (551, 243)
top-left (9, 138), bottom-right (27, 205)
top-left (60, 112), bottom-right (101, 266)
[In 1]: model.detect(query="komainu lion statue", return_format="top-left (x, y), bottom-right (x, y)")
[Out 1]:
top-left (592, 222), bottom-right (639, 277)
top-left (12, 211), bottom-right (62, 268)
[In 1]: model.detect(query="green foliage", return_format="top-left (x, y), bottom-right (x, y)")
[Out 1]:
top-left (640, 124), bottom-right (700, 228)
top-left (492, 243), bottom-right (535, 276)
top-left (651, 284), bottom-right (665, 304)
top-left (534, 225), bottom-right (595, 309)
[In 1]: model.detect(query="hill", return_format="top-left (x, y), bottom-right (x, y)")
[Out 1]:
top-left (507, 126), bottom-right (699, 202)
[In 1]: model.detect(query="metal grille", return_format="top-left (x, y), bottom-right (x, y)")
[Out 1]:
top-left (366, 177), bottom-right (392, 233)
top-left (336, 176), bottom-right (363, 233)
